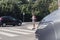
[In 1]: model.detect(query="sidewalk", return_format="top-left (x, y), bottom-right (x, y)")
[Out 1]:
top-left (26, 22), bottom-right (39, 30)
top-left (21, 22), bottom-right (39, 30)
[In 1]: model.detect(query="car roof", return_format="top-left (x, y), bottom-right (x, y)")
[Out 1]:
top-left (1, 16), bottom-right (12, 18)
top-left (42, 8), bottom-right (60, 22)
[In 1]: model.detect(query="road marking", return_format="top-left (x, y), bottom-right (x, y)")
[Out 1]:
top-left (0, 29), bottom-right (31, 35)
top-left (10, 28), bottom-right (35, 33)
top-left (0, 31), bottom-right (18, 37)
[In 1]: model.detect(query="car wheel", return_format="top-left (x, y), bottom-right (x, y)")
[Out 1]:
top-left (17, 23), bottom-right (21, 26)
top-left (2, 23), bottom-right (6, 27)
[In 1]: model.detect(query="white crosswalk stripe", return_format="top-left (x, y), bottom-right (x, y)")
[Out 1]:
top-left (0, 29), bottom-right (31, 35)
top-left (0, 31), bottom-right (18, 37)
top-left (0, 28), bottom-right (35, 37)
top-left (9, 28), bottom-right (35, 33)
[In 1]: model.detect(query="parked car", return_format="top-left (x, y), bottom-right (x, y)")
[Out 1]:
top-left (35, 8), bottom-right (60, 40)
top-left (0, 16), bottom-right (22, 27)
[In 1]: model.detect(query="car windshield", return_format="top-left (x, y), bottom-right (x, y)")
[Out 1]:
top-left (2, 16), bottom-right (16, 20)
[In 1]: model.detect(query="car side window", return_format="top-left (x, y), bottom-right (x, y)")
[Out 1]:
top-left (9, 17), bottom-right (16, 21)
top-left (3, 17), bottom-right (9, 22)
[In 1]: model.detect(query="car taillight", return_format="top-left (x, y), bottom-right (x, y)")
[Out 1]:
top-left (0, 18), bottom-right (2, 20)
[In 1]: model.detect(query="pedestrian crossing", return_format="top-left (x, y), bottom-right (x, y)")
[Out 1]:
top-left (0, 31), bottom-right (18, 37)
top-left (0, 28), bottom-right (35, 38)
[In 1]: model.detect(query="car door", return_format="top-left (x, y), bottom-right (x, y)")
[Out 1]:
top-left (4, 17), bottom-right (13, 25)
top-left (8, 17), bottom-right (14, 25)
top-left (9, 17), bottom-right (16, 25)
top-left (5, 17), bottom-right (12, 25)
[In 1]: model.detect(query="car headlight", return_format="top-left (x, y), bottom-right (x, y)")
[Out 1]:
top-left (37, 21), bottom-right (53, 29)
top-left (38, 25), bottom-right (47, 29)
top-left (38, 24), bottom-right (48, 29)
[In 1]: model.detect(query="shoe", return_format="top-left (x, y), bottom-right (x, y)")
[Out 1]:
top-left (32, 28), bottom-right (35, 30)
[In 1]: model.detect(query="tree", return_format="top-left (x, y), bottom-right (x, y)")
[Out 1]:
top-left (0, 0), bottom-right (58, 21)
top-left (0, 0), bottom-right (21, 17)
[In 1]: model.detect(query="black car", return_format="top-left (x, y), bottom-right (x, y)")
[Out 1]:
top-left (35, 8), bottom-right (60, 40)
top-left (0, 16), bottom-right (22, 27)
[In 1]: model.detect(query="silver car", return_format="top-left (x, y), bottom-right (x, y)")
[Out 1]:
top-left (35, 8), bottom-right (60, 40)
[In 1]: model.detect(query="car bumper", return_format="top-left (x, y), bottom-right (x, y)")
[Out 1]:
top-left (35, 29), bottom-right (41, 40)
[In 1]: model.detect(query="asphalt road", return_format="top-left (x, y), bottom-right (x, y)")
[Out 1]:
top-left (0, 22), bottom-right (38, 40)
